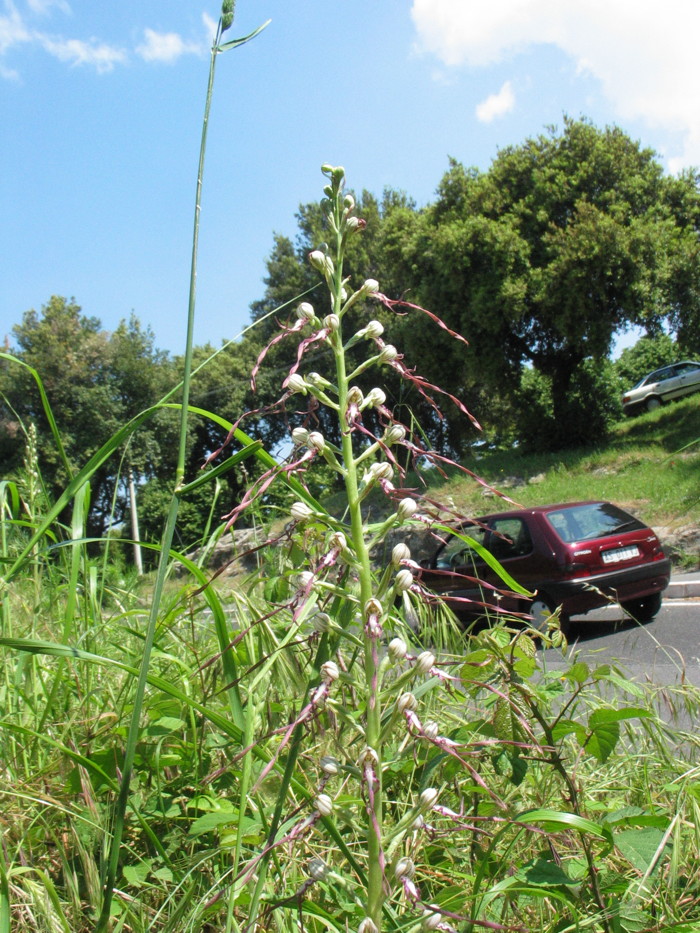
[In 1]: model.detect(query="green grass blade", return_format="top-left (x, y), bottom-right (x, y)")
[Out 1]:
top-left (0, 352), bottom-right (71, 475)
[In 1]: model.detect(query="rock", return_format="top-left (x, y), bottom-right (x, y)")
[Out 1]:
top-left (655, 524), bottom-right (700, 568)
top-left (186, 526), bottom-right (267, 575)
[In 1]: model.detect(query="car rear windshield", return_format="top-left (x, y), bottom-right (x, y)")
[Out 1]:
top-left (545, 503), bottom-right (646, 544)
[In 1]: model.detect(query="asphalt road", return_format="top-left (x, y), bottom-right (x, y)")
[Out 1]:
top-left (542, 598), bottom-right (700, 689)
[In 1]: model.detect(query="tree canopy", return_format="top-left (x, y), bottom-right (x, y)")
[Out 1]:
top-left (385, 118), bottom-right (700, 448)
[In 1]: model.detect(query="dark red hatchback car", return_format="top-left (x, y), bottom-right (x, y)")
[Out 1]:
top-left (420, 501), bottom-right (671, 630)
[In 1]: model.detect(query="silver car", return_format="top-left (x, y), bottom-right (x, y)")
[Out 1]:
top-left (621, 360), bottom-right (700, 414)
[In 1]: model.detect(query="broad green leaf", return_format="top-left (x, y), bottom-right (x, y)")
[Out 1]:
top-left (589, 707), bottom-right (652, 726)
top-left (551, 719), bottom-right (586, 744)
top-left (517, 857), bottom-right (578, 887)
top-left (565, 661), bottom-right (590, 683)
top-left (148, 716), bottom-right (186, 733)
top-left (122, 861), bottom-right (152, 887)
top-left (189, 811), bottom-right (260, 837)
top-left (513, 656), bottom-right (537, 678)
top-left (602, 806), bottom-right (646, 826)
top-left (615, 826), bottom-right (669, 874)
top-left (584, 720), bottom-right (620, 763)
top-left (616, 904), bottom-right (652, 933)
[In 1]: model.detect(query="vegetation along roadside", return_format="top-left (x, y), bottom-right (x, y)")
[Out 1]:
top-left (0, 3), bottom-right (698, 932)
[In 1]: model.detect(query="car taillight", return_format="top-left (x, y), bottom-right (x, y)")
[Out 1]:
top-left (562, 562), bottom-right (590, 577)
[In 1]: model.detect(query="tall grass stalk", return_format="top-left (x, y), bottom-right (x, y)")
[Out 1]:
top-left (94, 7), bottom-right (269, 929)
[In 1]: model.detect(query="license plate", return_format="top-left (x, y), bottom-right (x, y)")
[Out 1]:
top-left (602, 545), bottom-right (640, 564)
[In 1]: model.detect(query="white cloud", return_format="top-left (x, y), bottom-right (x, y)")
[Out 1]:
top-left (476, 80), bottom-right (515, 123)
top-left (136, 27), bottom-right (202, 64)
top-left (26, 0), bottom-right (70, 15)
top-left (1, 2), bottom-right (209, 77)
top-left (0, 3), bottom-right (30, 55)
top-left (411, 0), bottom-right (700, 170)
top-left (202, 12), bottom-right (217, 44)
top-left (38, 33), bottom-right (126, 71)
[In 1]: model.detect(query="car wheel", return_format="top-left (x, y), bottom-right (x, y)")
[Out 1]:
top-left (620, 592), bottom-right (662, 623)
top-left (529, 596), bottom-right (568, 636)
top-left (646, 396), bottom-right (662, 412)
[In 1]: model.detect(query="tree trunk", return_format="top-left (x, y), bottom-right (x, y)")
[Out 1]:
top-left (128, 468), bottom-right (143, 576)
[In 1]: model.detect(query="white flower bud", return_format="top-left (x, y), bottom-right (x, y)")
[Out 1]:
top-left (397, 498), bottom-right (418, 521)
top-left (296, 302), bottom-right (316, 322)
top-left (287, 373), bottom-right (308, 395)
top-left (388, 637), bottom-right (408, 662)
top-left (315, 793), bottom-right (334, 817)
top-left (290, 501), bottom-right (314, 522)
top-left (415, 651), bottom-right (436, 674)
top-left (364, 598), bottom-right (383, 620)
top-left (384, 423), bottom-right (407, 445)
top-left (291, 426), bottom-right (309, 446)
top-left (340, 286), bottom-right (348, 301)
top-left (423, 721), bottom-right (439, 741)
top-left (346, 385), bottom-right (364, 406)
top-left (364, 320), bottom-right (384, 339)
top-left (329, 530), bottom-right (348, 551)
top-left (324, 313), bottom-right (340, 331)
top-left (312, 612), bottom-right (332, 633)
top-left (320, 660), bottom-right (339, 683)
top-left (307, 431), bottom-right (326, 452)
top-left (345, 216), bottom-right (362, 232)
top-left (309, 249), bottom-right (328, 272)
top-left (395, 857), bottom-right (415, 880)
top-left (307, 857), bottom-right (328, 881)
top-left (358, 920), bottom-right (378, 933)
top-left (419, 788), bottom-right (439, 810)
top-left (364, 387), bottom-right (386, 408)
top-left (367, 461), bottom-right (394, 482)
top-left (357, 746), bottom-right (379, 768)
top-left (394, 569), bottom-right (414, 592)
top-left (343, 194), bottom-right (355, 211)
top-left (362, 278), bottom-right (379, 294)
top-left (392, 543), bottom-right (411, 567)
top-left (306, 371), bottom-right (331, 388)
top-left (422, 911), bottom-right (443, 931)
top-left (295, 571), bottom-right (314, 589)
top-left (397, 691), bottom-right (417, 713)
top-left (320, 755), bottom-right (340, 775)
top-left (379, 344), bottom-right (398, 362)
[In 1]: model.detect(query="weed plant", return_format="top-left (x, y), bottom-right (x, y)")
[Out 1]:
top-left (0, 4), bottom-right (699, 932)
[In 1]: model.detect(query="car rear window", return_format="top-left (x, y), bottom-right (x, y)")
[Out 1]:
top-left (545, 503), bottom-right (646, 543)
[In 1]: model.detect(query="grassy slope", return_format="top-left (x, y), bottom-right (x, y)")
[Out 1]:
top-left (413, 394), bottom-right (700, 553)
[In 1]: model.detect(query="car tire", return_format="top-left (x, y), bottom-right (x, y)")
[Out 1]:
top-left (621, 592), bottom-right (662, 623)
top-left (529, 596), bottom-right (569, 636)
top-left (645, 396), bottom-right (662, 412)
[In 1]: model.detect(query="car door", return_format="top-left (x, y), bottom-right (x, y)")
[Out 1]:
top-left (483, 516), bottom-right (540, 593)
top-left (674, 362), bottom-right (700, 398)
top-left (654, 364), bottom-right (686, 401)
top-left (422, 523), bottom-right (492, 613)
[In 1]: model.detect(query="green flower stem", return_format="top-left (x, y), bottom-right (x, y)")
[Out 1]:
top-left (326, 186), bottom-right (384, 930)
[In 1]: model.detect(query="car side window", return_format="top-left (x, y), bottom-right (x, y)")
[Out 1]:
top-left (437, 525), bottom-right (487, 568)
top-left (488, 518), bottom-right (533, 560)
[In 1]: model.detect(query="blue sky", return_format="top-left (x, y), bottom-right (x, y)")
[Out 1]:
top-left (2, 0), bottom-right (698, 356)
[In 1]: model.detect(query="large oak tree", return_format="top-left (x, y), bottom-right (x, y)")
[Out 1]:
top-left (386, 118), bottom-right (700, 448)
